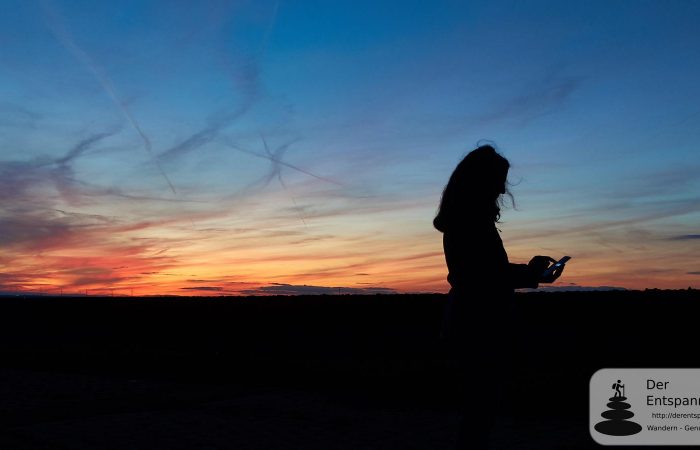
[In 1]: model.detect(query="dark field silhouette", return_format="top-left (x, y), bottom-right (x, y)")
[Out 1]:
top-left (0, 290), bottom-right (697, 449)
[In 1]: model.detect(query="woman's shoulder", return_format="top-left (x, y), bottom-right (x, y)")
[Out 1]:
top-left (443, 220), bottom-right (497, 237)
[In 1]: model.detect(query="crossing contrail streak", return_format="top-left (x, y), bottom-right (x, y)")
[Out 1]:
top-left (41, 0), bottom-right (177, 195)
top-left (261, 135), bottom-right (307, 227)
top-left (226, 134), bottom-right (343, 226)
top-left (155, 1), bottom-right (279, 189)
top-left (224, 139), bottom-right (343, 187)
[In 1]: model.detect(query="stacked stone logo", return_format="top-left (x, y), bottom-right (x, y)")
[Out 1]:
top-left (594, 379), bottom-right (642, 436)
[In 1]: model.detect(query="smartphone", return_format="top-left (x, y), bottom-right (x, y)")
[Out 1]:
top-left (542, 256), bottom-right (571, 278)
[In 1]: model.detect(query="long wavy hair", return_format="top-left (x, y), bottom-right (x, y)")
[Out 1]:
top-left (433, 145), bottom-right (512, 232)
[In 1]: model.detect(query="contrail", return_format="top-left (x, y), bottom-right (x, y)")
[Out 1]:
top-left (156, 2), bottom-right (279, 183)
top-left (259, 1), bottom-right (280, 54)
top-left (48, 131), bottom-right (208, 204)
top-left (224, 138), bottom-right (343, 186)
top-left (41, 0), bottom-right (177, 195)
top-left (55, 130), bottom-right (117, 167)
top-left (261, 135), bottom-right (307, 227)
top-left (225, 135), bottom-right (343, 226)
top-left (51, 131), bottom-right (117, 203)
top-left (156, 48), bottom-right (259, 164)
top-left (157, 105), bottom-right (254, 163)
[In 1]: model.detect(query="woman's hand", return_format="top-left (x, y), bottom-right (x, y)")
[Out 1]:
top-left (528, 255), bottom-right (563, 284)
top-left (540, 263), bottom-right (565, 283)
top-left (528, 255), bottom-right (555, 274)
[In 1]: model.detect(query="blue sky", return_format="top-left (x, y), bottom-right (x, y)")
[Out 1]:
top-left (1, 0), bottom-right (699, 295)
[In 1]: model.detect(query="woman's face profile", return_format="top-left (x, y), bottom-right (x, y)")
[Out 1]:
top-left (499, 169), bottom-right (508, 195)
top-left (491, 168), bottom-right (508, 199)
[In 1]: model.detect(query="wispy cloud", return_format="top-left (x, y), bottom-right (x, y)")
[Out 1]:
top-left (5, 1), bottom-right (696, 295)
top-left (156, 27), bottom-right (263, 165)
top-left (240, 283), bottom-right (397, 296)
top-left (519, 285), bottom-right (627, 292)
top-left (41, 0), bottom-right (176, 194)
top-left (50, 130), bottom-right (118, 204)
top-left (0, 129), bottom-right (125, 208)
top-left (477, 72), bottom-right (581, 125)
top-left (617, 165), bottom-right (700, 200)
top-left (0, 208), bottom-right (93, 251)
top-left (181, 286), bottom-right (224, 292)
top-left (0, 132), bottom-right (205, 294)
top-left (157, 101), bottom-right (256, 164)
top-left (512, 197), bottom-right (700, 242)
top-left (0, 102), bottom-right (42, 129)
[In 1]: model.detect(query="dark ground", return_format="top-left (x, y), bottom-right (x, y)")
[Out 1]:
top-left (0, 290), bottom-right (697, 449)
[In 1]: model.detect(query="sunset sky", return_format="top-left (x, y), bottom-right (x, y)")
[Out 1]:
top-left (1, 0), bottom-right (699, 295)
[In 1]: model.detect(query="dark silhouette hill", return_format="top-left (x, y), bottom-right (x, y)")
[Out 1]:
top-left (0, 290), bottom-right (696, 448)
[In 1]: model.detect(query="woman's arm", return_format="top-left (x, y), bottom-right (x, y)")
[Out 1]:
top-left (508, 263), bottom-right (539, 289)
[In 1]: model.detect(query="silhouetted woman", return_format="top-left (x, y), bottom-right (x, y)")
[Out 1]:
top-left (434, 144), bottom-right (564, 449)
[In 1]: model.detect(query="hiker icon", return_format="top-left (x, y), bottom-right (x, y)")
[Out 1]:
top-left (613, 380), bottom-right (625, 398)
top-left (595, 378), bottom-right (641, 436)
